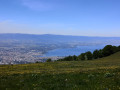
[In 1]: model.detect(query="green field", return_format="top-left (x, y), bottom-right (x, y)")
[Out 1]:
top-left (0, 52), bottom-right (120, 90)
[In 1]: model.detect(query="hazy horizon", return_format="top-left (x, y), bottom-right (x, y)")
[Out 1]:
top-left (0, 0), bottom-right (120, 37)
top-left (1, 33), bottom-right (120, 38)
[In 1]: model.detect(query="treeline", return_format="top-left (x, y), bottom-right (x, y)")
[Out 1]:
top-left (57, 45), bottom-right (120, 61)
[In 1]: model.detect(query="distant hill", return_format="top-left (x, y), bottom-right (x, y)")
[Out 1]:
top-left (0, 33), bottom-right (120, 64)
top-left (0, 33), bottom-right (120, 45)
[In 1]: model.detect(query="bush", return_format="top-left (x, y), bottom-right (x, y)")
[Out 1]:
top-left (104, 73), bottom-right (115, 78)
top-left (88, 74), bottom-right (94, 79)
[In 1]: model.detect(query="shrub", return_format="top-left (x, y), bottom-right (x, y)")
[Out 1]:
top-left (104, 73), bottom-right (115, 78)
top-left (88, 74), bottom-right (94, 79)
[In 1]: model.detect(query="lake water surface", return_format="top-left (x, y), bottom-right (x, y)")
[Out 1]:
top-left (42, 44), bottom-right (119, 57)
top-left (42, 45), bottom-right (104, 57)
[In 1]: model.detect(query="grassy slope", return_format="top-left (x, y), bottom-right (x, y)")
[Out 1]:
top-left (0, 52), bottom-right (120, 90)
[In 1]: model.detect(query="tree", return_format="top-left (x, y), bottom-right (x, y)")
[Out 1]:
top-left (102, 45), bottom-right (115, 56)
top-left (57, 44), bottom-right (120, 62)
top-left (78, 53), bottom-right (85, 60)
top-left (85, 51), bottom-right (93, 60)
top-left (112, 46), bottom-right (119, 53)
top-left (98, 49), bottom-right (103, 58)
top-left (117, 45), bottom-right (120, 51)
top-left (63, 56), bottom-right (74, 61)
top-left (35, 61), bottom-right (39, 63)
top-left (46, 58), bottom-right (52, 62)
top-left (73, 55), bottom-right (77, 61)
top-left (93, 50), bottom-right (99, 59)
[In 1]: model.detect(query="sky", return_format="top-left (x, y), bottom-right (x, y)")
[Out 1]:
top-left (0, 0), bottom-right (120, 37)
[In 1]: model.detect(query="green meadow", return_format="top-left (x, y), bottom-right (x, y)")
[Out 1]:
top-left (0, 52), bottom-right (120, 90)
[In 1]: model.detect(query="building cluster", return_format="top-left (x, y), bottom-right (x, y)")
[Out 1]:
top-left (0, 48), bottom-right (63, 65)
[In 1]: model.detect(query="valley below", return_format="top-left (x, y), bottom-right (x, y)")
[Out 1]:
top-left (0, 34), bottom-right (120, 64)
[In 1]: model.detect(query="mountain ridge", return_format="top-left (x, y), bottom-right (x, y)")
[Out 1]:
top-left (0, 33), bottom-right (120, 38)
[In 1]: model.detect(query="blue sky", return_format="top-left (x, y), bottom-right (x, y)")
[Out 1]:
top-left (0, 0), bottom-right (120, 36)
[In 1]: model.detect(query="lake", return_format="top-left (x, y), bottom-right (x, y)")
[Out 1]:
top-left (41, 44), bottom-right (120, 57)
top-left (41, 44), bottom-right (102, 57)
